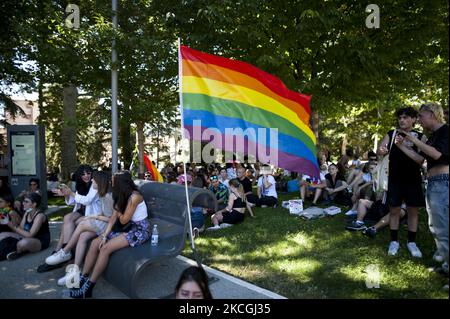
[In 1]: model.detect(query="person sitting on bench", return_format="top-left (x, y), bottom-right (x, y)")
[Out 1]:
top-left (67, 171), bottom-right (151, 298)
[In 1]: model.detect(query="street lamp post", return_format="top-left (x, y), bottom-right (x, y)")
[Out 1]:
top-left (111, 0), bottom-right (118, 173)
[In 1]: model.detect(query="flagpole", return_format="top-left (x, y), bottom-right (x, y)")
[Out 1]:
top-left (178, 39), bottom-right (197, 257)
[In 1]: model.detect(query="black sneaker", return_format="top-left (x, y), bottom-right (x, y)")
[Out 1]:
top-left (69, 280), bottom-right (95, 299)
top-left (6, 251), bottom-right (25, 261)
top-left (37, 261), bottom-right (68, 273)
top-left (363, 226), bottom-right (377, 239)
top-left (345, 220), bottom-right (366, 231)
top-left (429, 266), bottom-right (449, 277)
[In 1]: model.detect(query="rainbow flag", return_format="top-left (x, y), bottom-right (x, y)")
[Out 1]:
top-left (143, 154), bottom-right (164, 182)
top-left (179, 45), bottom-right (319, 177)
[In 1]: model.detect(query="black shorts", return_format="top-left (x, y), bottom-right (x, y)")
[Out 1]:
top-left (387, 179), bottom-right (425, 207)
top-left (38, 233), bottom-right (51, 251)
top-left (222, 210), bottom-right (245, 224)
top-left (364, 201), bottom-right (389, 222)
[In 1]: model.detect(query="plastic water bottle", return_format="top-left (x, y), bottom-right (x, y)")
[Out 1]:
top-left (151, 224), bottom-right (159, 246)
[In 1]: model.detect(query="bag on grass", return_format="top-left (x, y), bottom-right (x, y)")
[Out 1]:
top-left (288, 199), bottom-right (303, 215)
top-left (299, 207), bottom-right (325, 220)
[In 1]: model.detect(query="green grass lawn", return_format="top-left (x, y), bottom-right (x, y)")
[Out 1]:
top-left (183, 192), bottom-right (448, 299)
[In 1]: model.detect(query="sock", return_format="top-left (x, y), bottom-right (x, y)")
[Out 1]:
top-left (390, 229), bottom-right (398, 242)
top-left (407, 231), bottom-right (417, 243)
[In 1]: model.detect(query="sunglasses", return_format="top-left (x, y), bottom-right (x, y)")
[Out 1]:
top-left (210, 176), bottom-right (218, 181)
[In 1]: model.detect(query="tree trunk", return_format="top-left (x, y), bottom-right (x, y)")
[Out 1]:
top-left (119, 119), bottom-right (133, 171)
top-left (341, 134), bottom-right (347, 156)
top-left (310, 110), bottom-right (319, 146)
top-left (136, 122), bottom-right (145, 179)
top-left (373, 133), bottom-right (378, 153)
top-left (60, 84), bottom-right (78, 181)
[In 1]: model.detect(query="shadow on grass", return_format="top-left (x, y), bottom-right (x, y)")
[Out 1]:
top-left (185, 193), bottom-right (448, 299)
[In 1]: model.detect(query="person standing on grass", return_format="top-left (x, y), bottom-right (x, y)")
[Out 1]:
top-left (377, 107), bottom-right (426, 258)
top-left (395, 102), bottom-right (448, 290)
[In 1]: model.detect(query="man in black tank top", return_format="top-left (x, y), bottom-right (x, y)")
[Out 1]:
top-left (377, 107), bottom-right (426, 258)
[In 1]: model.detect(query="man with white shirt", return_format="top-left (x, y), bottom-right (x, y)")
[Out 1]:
top-left (256, 165), bottom-right (278, 207)
top-left (218, 168), bottom-right (230, 188)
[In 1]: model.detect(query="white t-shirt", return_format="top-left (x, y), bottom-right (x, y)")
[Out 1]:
top-left (257, 175), bottom-right (277, 198)
top-left (362, 173), bottom-right (372, 183)
top-left (226, 167), bottom-right (237, 179)
top-left (219, 178), bottom-right (230, 188)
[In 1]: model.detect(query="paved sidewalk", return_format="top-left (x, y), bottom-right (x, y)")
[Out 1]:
top-left (0, 222), bottom-right (286, 299)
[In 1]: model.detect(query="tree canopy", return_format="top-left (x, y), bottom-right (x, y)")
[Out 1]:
top-left (1, 0), bottom-right (448, 172)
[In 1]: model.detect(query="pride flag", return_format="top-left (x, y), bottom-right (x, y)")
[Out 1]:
top-left (143, 154), bottom-right (163, 182)
top-left (179, 45), bottom-right (319, 177)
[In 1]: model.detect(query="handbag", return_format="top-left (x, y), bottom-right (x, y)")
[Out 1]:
top-left (375, 129), bottom-right (396, 193)
top-left (112, 218), bottom-right (132, 233)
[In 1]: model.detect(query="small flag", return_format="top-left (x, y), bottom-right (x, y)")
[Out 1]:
top-left (143, 154), bottom-right (164, 182)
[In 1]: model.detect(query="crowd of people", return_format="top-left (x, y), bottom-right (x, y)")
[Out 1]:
top-left (0, 102), bottom-right (447, 296)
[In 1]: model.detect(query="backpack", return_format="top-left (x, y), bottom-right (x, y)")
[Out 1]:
top-left (0, 237), bottom-right (19, 261)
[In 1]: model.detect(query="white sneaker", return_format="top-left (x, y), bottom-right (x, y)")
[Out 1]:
top-left (433, 251), bottom-right (445, 263)
top-left (388, 241), bottom-right (400, 256)
top-left (57, 274), bottom-right (69, 286)
top-left (45, 249), bottom-right (72, 265)
top-left (206, 225), bottom-right (221, 231)
top-left (220, 223), bottom-right (233, 229)
top-left (345, 209), bottom-right (357, 216)
top-left (58, 269), bottom-right (81, 287)
top-left (407, 242), bottom-right (422, 258)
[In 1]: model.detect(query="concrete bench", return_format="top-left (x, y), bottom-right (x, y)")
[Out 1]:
top-left (103, 182), bottom-right (217, 298)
